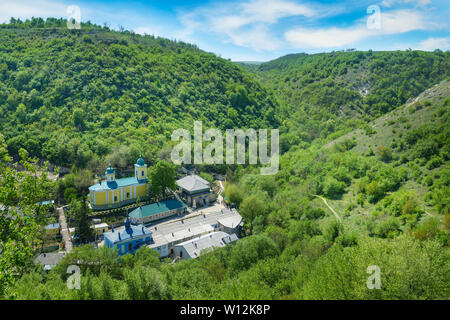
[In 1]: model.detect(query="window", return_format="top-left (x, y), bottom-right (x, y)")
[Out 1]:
top-left (142, 170), bottom-right (144, 176)
top-left (114, 196), bottom-right (117, 202)
top-left (128, 243), bottom-right (132, 252)
top-left (127, 192), bottom-right (130, 198)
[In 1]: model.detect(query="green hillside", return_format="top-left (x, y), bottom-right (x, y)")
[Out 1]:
top-left (0, 22), bottom-right (278, 171)
top-left (319, 79), bottom-right (450, 222)
top-left (245, 50), bottom-right (450, 152)
top-left (1, 20), bottom-right (449, 300)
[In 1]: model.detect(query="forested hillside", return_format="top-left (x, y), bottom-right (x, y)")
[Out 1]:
top-left (0, 20), bottom-right (278, 171)
top-left (1, 19), bottom-right (449, 300)
top-left (242, 50), bottom-right (449, 153)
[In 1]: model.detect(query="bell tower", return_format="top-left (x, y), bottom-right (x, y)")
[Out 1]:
top-left (135, 156), bottom-right (147, 181)
top-left (105, 163), bottom-right (115, 182)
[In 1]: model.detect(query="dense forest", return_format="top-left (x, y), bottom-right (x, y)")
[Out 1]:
top-left (0, 18), bottom-right (449, 299)
top-left (241, 50), bottom-right (449, 151)
top-left (0, 20), bottom-right (278, 173)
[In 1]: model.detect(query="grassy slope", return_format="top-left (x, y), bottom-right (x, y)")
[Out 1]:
top-left (318, 80), bottom-right (450, 233)
top-left (243, 51), bottom-right (450, 145)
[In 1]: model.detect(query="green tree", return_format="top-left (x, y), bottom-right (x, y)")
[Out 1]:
top-left (239, 195), bottom-right (268, 230)
top-left (224, 183), bottom-right (243, 206)
top-left (71, 199), bottom-right (93, 244)
top-left (0, 136), bottom-right (53, 297)
top-left (149, 160), bottom-right (176, 198)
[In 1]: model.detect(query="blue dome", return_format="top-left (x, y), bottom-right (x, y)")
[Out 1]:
top-left (136, 156), bottom-right (146, 166)
top-left (105, 166), bottom-right (115, 174)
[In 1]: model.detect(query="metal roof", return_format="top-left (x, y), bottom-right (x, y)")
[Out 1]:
top-left (136, 157), bottom-right (146, 166)
top-left (129, 199), bottom-right (187, 219)
top-left (175, 231), bottom-right (238, 258)
top-left (93, 223), bottom-right (109, 229)
top-left (104, 222), bottom-right (151, 244)
top-left (45, 223), bottom-right (60, 230)
top-left (176, 175), bottom-right (210, 193)
top-left (88, 176), bottom-right (146, 191)
top-left (217, 215), bottom-right (242, 229)
top-left (34, 252), bottom-right (66, 267)
top-left (105, 166), bottom-right (115, 174)
top-left (147, 208), bottom-right (241, 249)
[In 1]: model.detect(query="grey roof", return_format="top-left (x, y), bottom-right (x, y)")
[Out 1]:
top-left (147, 208), bottom-right (241, 249)
top-left (217, 215), bottom-right (242, 229)
top-left (34, 252), bottom-right (66, 267)
top-left (175, 231), bottom-right (238, 258)
top-left (176, 175), bottom-right (210, 193)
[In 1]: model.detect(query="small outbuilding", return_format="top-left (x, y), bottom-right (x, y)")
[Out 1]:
top-left (103, 216), bottom-right (152, 256)
top-left (176, 175), bottom-right (216, 208)
top-left (34, 252), bottom-right (66, 271)
top-left (129, 199), bottom-right (188, 224)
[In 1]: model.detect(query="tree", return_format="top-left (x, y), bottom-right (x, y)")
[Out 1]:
top-left (224, 183), bottom-right (243, 206)
top-left (123, 266), bottom-right (168, 300)
top-left (239, 195), bottom-right (267, 227)
top-left (71, 199), bottom-right (93, 244)
top-left (0, 136), bottom-right (53, 297)
top-left (149, 160), bottom-right (176, 198)
top-left (229, 235), bottom-right (279, 272)
top-left (74, 169), bottom-right (94, 196)
top-left (301, 236), bottom-right (449, 299)
top-left (375, 146), bottom-right (392, 162)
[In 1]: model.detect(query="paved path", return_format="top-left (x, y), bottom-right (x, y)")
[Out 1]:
top-left (217, 181), bottom-right (225, 204)
top-left (313, 195), bottom-right (342, 222)
top-left (57, 206), bottom-right (73, 252)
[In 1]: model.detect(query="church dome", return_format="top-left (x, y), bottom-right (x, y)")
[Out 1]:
top-left (105, 165), bottom-right (115, 174)
top-left (136, 156), bottom-right (146, 166)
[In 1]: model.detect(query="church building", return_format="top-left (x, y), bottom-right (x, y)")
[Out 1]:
top-left (103, 216), bottom-right (152, 256)
top-left (88, 157), bottom-right (149, 210)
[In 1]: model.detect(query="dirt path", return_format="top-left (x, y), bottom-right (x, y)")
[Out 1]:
top-left (313, 195), bottom-right (342, 222)
top-left (57, 206), bottom-right (73, 252)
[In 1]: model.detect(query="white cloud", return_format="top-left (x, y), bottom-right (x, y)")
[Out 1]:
top-left (178, 0), bottom-right (315, 51)
top-left (416, 37), bottom-right (450, 50)
top-left (381, 9), bottom-right (429, 34)
top-left (285, 9), bottom-right (431, 48)
top-left (134, 26), bottom-right (167, 36)
top-left (285, 26), bottom-right (368, 48)
top-left (0, 0), bottom-right (69, 24)
top-left (381, 0), bottom-right (431, 8)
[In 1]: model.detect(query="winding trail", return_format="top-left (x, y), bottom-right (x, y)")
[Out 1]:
top-left (313, 195), bottom-right (342, 222)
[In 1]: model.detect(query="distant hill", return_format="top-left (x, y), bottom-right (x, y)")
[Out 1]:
top-left (243, 50), bottom-right (450, 149)
top-left (324, 79), bottom-right (450, 156)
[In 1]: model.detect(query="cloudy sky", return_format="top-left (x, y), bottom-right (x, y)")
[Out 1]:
top-left (0, 0), bottom-right (449, 61)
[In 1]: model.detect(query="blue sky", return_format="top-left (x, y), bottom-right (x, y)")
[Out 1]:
top-left (0, 0), bottom-right (449, 61)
